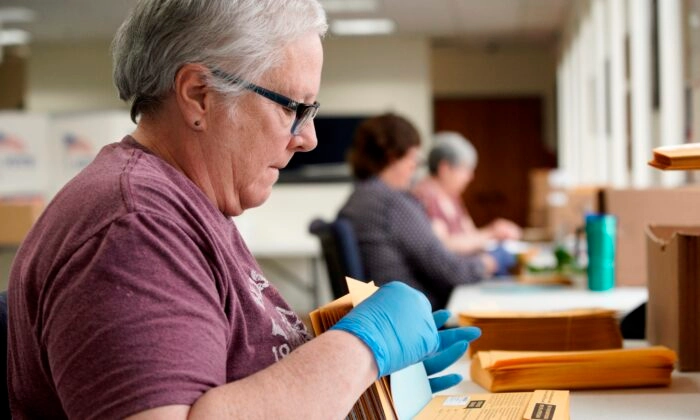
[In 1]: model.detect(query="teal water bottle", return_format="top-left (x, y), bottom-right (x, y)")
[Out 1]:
top-left (585, 213), bottom-right (616, 291)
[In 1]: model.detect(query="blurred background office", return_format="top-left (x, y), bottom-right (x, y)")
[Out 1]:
top-left (0, 0), bottom-right (698, 314)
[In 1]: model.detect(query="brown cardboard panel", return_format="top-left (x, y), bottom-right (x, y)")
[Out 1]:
top-left (0, 202), bottom-right (43, 246)
top-left (646, 225), bottom-right (700, 371)
top-left (646, 226), bottom-right (681, 367)
top-left (605, 188), bottom-right (700, 286)
top-left (547, 186), bottom-right (600, 239)
top-left (529, 168), bottom-right (557, 212)
top-left (527, 169), bottom-right (601, 236)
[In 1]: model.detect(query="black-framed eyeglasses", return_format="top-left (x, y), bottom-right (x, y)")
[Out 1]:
top-left (211, 68), bottom-right (320, 136)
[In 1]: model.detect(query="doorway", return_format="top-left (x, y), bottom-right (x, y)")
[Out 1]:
top-left (433, 97), bottom-right (556, 227)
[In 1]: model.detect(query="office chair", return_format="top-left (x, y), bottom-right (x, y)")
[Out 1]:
top-left (0, 290), bottom-right (9, 418)
top-left (309, 217), bottom-right (365, 299)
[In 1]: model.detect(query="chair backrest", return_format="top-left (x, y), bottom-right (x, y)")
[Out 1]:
top-left (0, 290), bottom-right (9, 418)
top-left (309, 217), bottom-right (365, 299)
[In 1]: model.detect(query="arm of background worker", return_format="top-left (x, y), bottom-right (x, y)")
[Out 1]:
top-left (392, 198), bottom-right (490, 287)
top-left (432, 219), bottom-right (492, 255)
top-left (126, 330), bottom-right (377, 420)
top-left (483, 218), bottom-right (522, 241)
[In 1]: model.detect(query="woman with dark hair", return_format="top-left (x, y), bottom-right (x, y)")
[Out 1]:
top-left (339, 114), bottom-right (496, 309)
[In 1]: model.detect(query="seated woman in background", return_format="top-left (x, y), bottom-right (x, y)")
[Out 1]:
top-left (338, 113), bottom-right (497, 309)
top-left (412, 131), bottom-right (521, 274)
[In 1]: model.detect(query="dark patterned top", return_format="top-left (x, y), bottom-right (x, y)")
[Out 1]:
top-left (339, 177), bottom-right (485, 309)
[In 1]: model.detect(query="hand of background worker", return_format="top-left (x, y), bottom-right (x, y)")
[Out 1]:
top-left (480, 252), bottom-right (498, 275)
top-left (424, 309), bottom-right (481, 393)
top-left (488, 245), bottom-right (518, 276)
top-left (330, 282), bottom-right (439, 378)
top-left (487, 218), bottom-right (522, 241)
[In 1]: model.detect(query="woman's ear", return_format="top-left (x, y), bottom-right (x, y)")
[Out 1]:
top-left (173, 63), bottom-right (210, 131)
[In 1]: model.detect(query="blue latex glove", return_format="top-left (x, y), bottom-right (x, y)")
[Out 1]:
top-left (424, 310), bottom-right (482, 393)
top-left (488, 245), bottom-right (517, 276)
top-left (331, 281), bottom-right (439, 377)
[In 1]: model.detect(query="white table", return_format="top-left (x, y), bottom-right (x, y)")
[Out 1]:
top-left (447, 276), bottom-right (648, 318)
top-left (438, 343), bottom-right (700, 420)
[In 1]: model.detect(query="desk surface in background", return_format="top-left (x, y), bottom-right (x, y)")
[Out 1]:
top-left (439, 341), bottom-right (700, 420)
top-left (447, 277), bottom-right (648, 317)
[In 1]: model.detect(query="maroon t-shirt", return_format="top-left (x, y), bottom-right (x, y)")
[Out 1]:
top-left (8, 136), bottom-right (311, 419)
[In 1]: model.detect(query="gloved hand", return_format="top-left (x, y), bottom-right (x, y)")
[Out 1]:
top-left (488, 245), bottom-right (518, 276)
top-left (330, 281), bottom-right (439, 378)
top-left (424, 310), bottom-right (481, 393)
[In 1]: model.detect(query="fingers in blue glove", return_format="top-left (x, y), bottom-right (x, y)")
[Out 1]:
top-left (428, 373), bottom-right (463, 394)
top-left (330, 281), bottom-right (439, 378)
top-left (429, 326), bottom-right (480, 374)
top-left (424, 340), bottom-right (469, 377)
top-left (424, 326), bottom-right (482, 393)
top-left (438, 326), bottom-right (481, 347)
top-left (432, 309), bottom-right (451, 330)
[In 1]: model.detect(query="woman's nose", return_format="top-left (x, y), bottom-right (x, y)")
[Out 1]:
top-left (291, 122), bottom-right (318, 152)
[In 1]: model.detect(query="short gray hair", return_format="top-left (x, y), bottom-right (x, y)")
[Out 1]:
top-left (112, 0), bottom-right (328, 123)
top-left (428, 131), bottom-right (478, 175)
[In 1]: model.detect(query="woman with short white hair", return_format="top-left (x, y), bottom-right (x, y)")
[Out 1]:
top-left (7, 1), bottom-right (480, 419)
top-left (413, 131), bottom-right (522, 257)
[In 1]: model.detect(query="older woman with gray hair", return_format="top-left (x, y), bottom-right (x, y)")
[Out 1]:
top-left (7, 1), bottom-right (481, 419)
top-left (413, 131), bottom-right (522, 257)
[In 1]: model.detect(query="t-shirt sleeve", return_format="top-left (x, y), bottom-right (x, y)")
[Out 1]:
top-left (389, 195), bottom-right (485, 288)
top-left (41, 212), bottom-right (229, 420)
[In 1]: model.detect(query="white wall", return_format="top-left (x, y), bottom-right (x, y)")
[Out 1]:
top-left (27, 42), bottom-right (126, 112)
top-left (321, 36), bottom-right (433, 143)
top-left (432, 44), bottom-right (558, 151)
top-left (27, 37), bottom-right (434, 140)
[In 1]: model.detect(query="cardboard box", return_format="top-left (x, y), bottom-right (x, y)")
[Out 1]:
top-left (528, 168), bottom-right (567, 229)
top-left (605, 188), bottom-right (700, 286)
top-left (529, 168), bottom-right (557, 213)
top-left (546, 186), bottom-right (601, 239)
top-left (0, 201), bottom-right (43, 246)
top-left (646, 226), bottom-right (700, 371)
top-left (527, 167), bottom-right (601, 238)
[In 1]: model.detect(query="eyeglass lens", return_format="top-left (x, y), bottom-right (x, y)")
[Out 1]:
top-left (291, 103), bottom-right (319, 136)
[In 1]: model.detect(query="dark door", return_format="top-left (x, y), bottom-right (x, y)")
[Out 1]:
top-left (433, 97), bottom-right (556, 227)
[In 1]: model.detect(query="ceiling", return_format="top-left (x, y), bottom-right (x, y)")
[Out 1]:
top-left (0, 0), bottom-right (571, 48)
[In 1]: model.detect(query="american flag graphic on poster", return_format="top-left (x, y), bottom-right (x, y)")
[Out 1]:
top-left (0, 132), bottom-right (26, 153)
top-left (0, 131), bottom-right (37, 191)
top-left (63, 133), bottom-right (95, 173)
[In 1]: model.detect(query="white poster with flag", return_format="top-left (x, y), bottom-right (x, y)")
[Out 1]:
top-left (49, 111), bottom-right (135, 197)
top-left (0, 112), bottom-right (50, 198)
